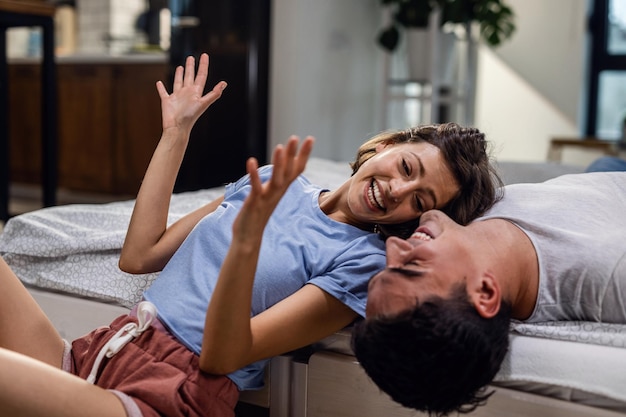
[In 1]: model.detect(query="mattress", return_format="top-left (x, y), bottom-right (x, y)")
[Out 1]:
top-left (495, 322), bottom-right (626, 412)
top-left (1, 157), bottom-right (624, 413)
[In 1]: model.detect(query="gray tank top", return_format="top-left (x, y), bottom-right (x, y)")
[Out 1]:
top-left (479, 172), bottom-right (626, 323)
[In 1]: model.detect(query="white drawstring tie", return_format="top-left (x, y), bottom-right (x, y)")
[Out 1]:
top-left (86, 301), bottom-right (157, 384)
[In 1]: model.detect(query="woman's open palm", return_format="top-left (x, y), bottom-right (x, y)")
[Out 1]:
top-left (156, 53), bottom-right (226, 133)
top-left (233, 136), bottom-right (315, 242)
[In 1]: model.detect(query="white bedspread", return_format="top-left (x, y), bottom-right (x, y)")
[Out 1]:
top-left (512, 321), bottom-right (626, 348)
top-left (0, 189), bottom-right (220, 307)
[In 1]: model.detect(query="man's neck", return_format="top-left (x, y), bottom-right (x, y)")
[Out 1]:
top-left (478, 218), bottom-right (539, 320)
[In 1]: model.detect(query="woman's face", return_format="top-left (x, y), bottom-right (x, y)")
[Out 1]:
top-left (346, 141), bottom-right (459, 225)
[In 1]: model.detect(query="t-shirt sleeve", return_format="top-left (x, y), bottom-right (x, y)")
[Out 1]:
top-left (225, 165), bottom-right (274, 198)
top-left (308, 240), bottom-right (386, 318)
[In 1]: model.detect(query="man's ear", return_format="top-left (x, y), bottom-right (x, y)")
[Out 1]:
top-left (470, 272), bottom-right (501, 318)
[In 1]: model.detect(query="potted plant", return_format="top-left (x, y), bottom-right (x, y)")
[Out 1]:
top-left (377, 0), bottom-right (516, 52)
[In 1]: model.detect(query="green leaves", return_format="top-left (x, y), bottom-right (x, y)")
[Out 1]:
top-left (377, 0), bottom-right (516, 52)
top-left (378, 25), bottom-right (401, 52)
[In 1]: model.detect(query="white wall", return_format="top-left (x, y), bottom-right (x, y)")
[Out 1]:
top-left (270, 0), bottom-right (592, 165)
top-left (474, 0), bottom-right (589, 164)
top-left (491, 0), bottom-right (588, 125)
top-left (269, 0), bottom-right (383, 161)
top-left (474, 47), bottom-right (580, 162)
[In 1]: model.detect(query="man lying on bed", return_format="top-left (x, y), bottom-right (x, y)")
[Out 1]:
top-left (352, 170), bottom-right (626, 416)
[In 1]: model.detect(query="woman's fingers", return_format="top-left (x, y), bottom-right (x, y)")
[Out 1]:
top-left (282, 136), bottom-right (314, 178)
top-left (194, 53), bottom-right (209, 89)
top-left (282, 137), bottom-right (302, 180)
top-left (269, 136), bottom-right (315, 189)
top-left (155, 80), bottom-right (168, 99)
top-left (183, 55), bottom-right (196, 86)
top-left (172, 64), bottom-right (184, 92)
top-left (296, 136), bottom-right (315, 173)
top-left (200, 81), bottom-right (228, 108)
top-left (169, 54), bottom-right (206, 93)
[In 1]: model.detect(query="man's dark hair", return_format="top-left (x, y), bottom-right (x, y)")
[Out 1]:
top-left (351, 283), bottom-right (512, 416)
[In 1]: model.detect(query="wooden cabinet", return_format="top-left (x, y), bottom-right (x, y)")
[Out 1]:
top-left (110, 63), bottom-right (167, 194)
top-left (8, 59), bottom-right (167, 195)
top-left (8, 63), bottom-right (43, 185)
top-left (56, 64), bottom-right (115, 192)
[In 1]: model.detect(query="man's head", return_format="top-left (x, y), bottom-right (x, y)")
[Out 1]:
top-left (352, 210), bottom-right (512, 416)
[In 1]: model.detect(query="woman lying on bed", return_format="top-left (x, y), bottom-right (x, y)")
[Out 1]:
top-left (0, 53), bottom-right (501, 417)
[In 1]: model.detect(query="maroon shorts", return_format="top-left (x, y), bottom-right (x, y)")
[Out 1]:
top-left (69, 314), bottom-right (239, 417)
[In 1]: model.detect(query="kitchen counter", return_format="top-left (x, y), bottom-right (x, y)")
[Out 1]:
top-left (9, 52), bottom-right (168, 65)
top-left (8, 57), bottom-right (169, 195)
top-left (0, 0), bottom-right (55, 16)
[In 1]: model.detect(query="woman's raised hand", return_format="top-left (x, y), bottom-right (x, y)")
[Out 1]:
top-left (232, 136), bottom-right (315, 242)
top-left (156, 53), bottom-right (227, 134)
top-left (120, 53), bottom-right (225, 274)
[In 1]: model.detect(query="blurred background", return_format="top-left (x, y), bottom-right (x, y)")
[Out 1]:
top-left (4, 0), bottom-right (625, 198)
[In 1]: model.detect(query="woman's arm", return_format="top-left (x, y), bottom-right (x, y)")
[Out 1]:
top-left (120, 53), bottom-right (226, 274)
top-left (201, 283), bottom-right (358, 374)
top-left (199, 135), bottom-right (358, 374)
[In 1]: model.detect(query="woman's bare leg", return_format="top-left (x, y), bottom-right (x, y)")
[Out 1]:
top-left (0, 257), bottom-right (64, 367)
top-left (0, 347), bottom-right (126, 417)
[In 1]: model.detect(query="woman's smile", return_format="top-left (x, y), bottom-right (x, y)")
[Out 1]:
top-left (367, 179), bottom-right (386, 211)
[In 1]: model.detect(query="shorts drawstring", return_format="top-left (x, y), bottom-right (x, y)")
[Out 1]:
top-left (87, 301), bottom-right (157, 384)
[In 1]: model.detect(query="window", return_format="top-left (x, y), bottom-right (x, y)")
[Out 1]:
top-left (586, 0), bottom-right (626, 139)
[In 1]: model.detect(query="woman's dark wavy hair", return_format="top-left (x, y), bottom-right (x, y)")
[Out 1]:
top-left (349, 123), bottom-right (503, 238)
top-left (351, 283), bottom-right (512, 416)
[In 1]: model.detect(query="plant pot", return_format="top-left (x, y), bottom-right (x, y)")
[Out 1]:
top-left (405, 29), bottom-right (431, 81)
top-left (405, 29), bottom-right (457, 84)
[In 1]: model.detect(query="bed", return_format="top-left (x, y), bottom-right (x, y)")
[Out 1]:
top-left (1, 157), bottom-right (625, 417)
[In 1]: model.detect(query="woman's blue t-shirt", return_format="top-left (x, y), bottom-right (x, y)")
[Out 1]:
top-left (143, 166), bottom-right (386, 390)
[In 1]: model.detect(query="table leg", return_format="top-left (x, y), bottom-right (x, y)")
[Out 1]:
top-left (0, 27), bottom-right (9, 222)
top-left (41, 16), bottom-right (57, 208)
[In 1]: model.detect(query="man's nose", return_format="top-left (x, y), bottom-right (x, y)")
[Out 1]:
top-left (385, 236), bottom-right (414, 268)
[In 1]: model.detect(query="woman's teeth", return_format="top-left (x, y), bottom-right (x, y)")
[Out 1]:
top-left (368, 181), bottom-right (385, 210)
